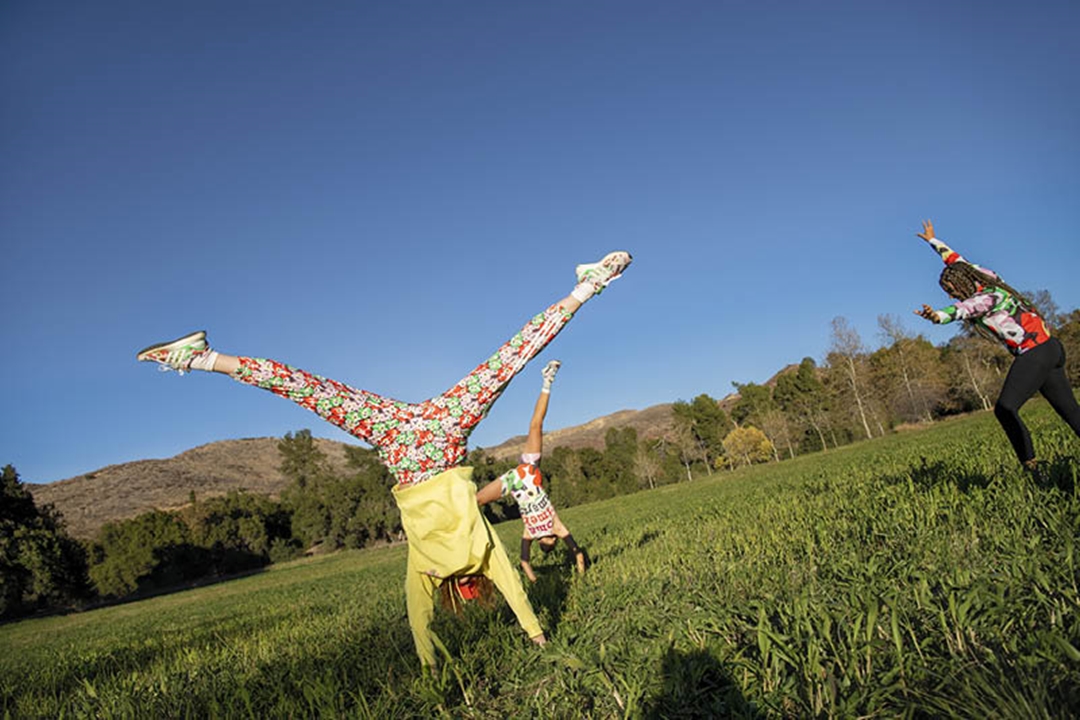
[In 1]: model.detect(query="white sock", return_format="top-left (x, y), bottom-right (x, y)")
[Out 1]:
top-left (189, 350), bottom-right (219, 372)
top-left (570, 281), bottom-right (596, 303)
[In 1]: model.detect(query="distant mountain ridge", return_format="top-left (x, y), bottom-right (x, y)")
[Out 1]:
top-left (29, 404), bottom-right (680, 540)
top-left (482, 403), bottom-right (676, 460)
top-left (28, 438), bottom-right (354, 541)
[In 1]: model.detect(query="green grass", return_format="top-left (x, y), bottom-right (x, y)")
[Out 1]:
top-left (4, 403), bottom-right (1080, 718)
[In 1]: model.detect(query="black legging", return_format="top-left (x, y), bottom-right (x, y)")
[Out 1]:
top-left (994, 337), bottom-right (1080, 464)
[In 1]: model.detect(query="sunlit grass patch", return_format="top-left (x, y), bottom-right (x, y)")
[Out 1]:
top-left (3, 402), bottom-right (1078, 717)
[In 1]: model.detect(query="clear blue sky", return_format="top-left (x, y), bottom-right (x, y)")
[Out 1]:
top-left (4, 1), bottom-right (1079, 485)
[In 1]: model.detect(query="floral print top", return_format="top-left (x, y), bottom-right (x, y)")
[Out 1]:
top-left (499, 463), bottom-right (557, 539)
top-left (927, 236), bottom-right (1050, 356)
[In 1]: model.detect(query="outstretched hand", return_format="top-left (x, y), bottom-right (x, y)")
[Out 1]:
top-left (916, 219), bottom-right (935, 242)
top-left (914, 304), bottom-right (940, 323)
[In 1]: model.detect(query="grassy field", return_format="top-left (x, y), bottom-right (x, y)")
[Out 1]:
top-left (3, 403), bottom-right (1079, 718)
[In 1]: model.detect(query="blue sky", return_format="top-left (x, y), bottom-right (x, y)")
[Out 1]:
top-left (4, 1), bottom-right (1079, 485)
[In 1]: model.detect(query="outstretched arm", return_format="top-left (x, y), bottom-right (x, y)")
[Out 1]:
top-left (476, 477), bottom-right (505, 506)
top-left (915, 220), bottom-right (1001, 279)
top-left (915, 293), bottom-right (998, 325)
top-left (916, 219), bottom-right (966, 266)
top-left (915, 303), bottom-right (948, 324)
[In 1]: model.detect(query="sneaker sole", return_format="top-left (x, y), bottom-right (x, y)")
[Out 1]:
top-left (576, 251), bottom-right (633, 285)
top-left (136, 330), bottom-right (207, 361)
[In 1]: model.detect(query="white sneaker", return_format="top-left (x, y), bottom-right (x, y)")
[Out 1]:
top-left (541, 360), bottom-right (561, 389)
top-left (575, 251), bottom-right (633, 294)
top-left (136, 331), bottom-right (208, 374)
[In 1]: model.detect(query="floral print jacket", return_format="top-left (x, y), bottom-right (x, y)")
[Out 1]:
top-left (927, 236), bottom-right (1050, 356)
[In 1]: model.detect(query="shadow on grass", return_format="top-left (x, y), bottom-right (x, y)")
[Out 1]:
top-left (883, 458), bottom-right (994, 493)
top-left (528, 562), bottom-right (576, 636)
top-left (883, 455), bottom-right (1077, 495)
top-left (641, 646), bottom-right (760, 719)
top-left (4, 559), bottom-right (269, 628)
top-left (1039, 456), bottom-right (1077, 493)
top-left (591, 528), bottom-right (662, 564)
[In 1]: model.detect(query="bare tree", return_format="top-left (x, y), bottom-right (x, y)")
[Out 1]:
top-left (758, 410), bottom-right (794, 461)
top-left (878, 314), bottom-right (930, 422)
top-left (633, 442), bottom-right (663, 490)
top-left (828, 317), bottom-right (874, 440)
top-left (670, 420), bottom-right (698, 482)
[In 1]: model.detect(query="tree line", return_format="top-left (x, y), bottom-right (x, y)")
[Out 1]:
top-left (4, 305), bottom-right (1078, 620)
top-left (0, 431), bottom-right (400, 619)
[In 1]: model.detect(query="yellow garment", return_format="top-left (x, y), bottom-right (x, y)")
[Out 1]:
top-left (392, 466), bottom-right (542, 667)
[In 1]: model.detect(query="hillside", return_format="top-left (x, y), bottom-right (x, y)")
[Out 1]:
top-left (481, 402), bottom-right (676, 459)
top-left (28, 404), bottom-right (679, 539)
top-left (28, 438), bottom-right (354, 540)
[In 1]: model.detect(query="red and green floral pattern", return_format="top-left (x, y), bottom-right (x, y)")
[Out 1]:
top-left (232, 304), bottom-right (573, 486)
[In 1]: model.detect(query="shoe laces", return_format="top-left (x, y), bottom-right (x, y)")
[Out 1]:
top-left (578, 258), bottom-right (627, 291)
top-left (155, 346), bottom-right (198, 375)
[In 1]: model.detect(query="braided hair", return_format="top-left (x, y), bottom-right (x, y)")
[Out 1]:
top-left (939, 262), bottom-right (1033, 308)
top-left (939, 262), bottom-right (1037, 342)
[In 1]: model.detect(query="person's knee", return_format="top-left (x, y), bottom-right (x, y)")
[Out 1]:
top-left (995, 398), bottom-right (1020, 421)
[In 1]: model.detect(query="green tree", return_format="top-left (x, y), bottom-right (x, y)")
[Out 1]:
top-left (730, 382), bottom-right (775, 427)
top-left (721, 426), bottom-right (774, 468)
top-left (773, 358), bottom-right (831, 453)
top-left (544, 445), bottom-right (591, 508)
top-left (872, 315), bottom-right (945, 424)
top-left (184, 491), bottom-right (296, 566)
top-left (672, 394), bottom-right (731, 472)
top-left (333, 446), bottom-right (400, 548)
top-left (0, 465), bottom-right (90, 619)
top-left (578, 447), bottom-right (615, 502)
top-left (89, 510), bottom-right (193, 597)
top-left (279, 432), bottom-right (401, 551)
top-left (731, 382), bottom-right (790, 461)
top-left (278, 429), bottom-right (332, 489)
top-left (278, 430), bottom-right (335, 547)
top-left (602, 427), bottom-right (639, 495)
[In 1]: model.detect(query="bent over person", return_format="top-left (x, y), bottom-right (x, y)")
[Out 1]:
top-left (913, 220), bottom-right (1080, 472)
top-left (137, 251), bottom-right (631, 667)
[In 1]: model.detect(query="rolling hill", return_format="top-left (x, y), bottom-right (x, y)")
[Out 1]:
top-left (28, 404), bottom-right (678, 539)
